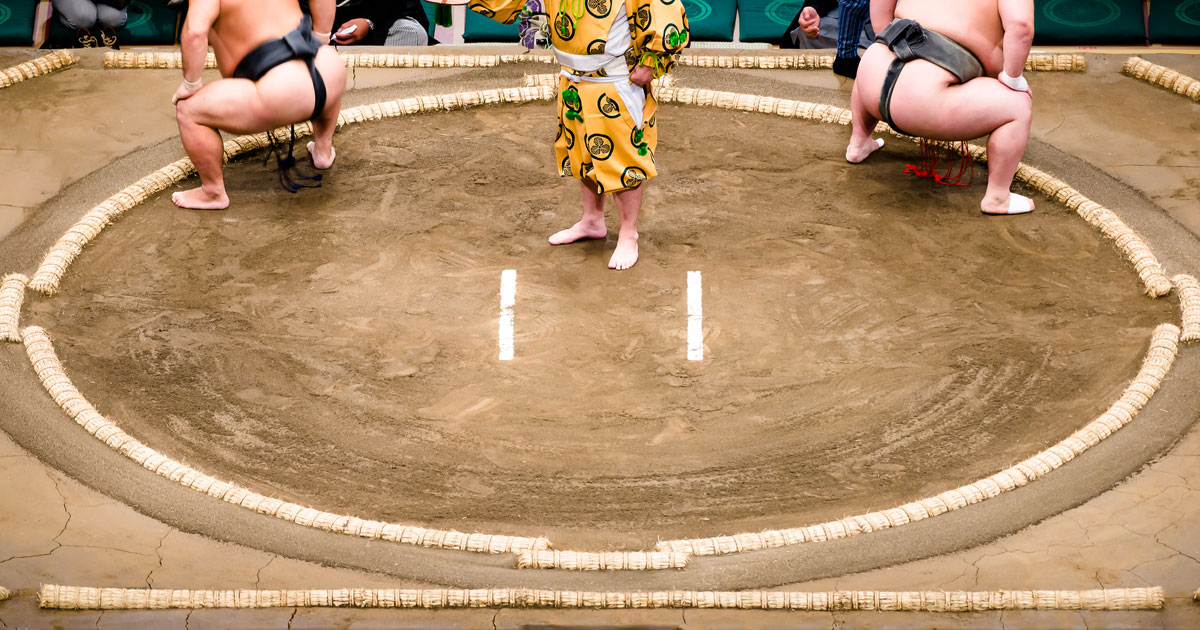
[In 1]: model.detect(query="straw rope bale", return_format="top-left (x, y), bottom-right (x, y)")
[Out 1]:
top-left (657, 324), bottom-right (1180, 556)
top-left (1172, 274), bottom-right (1200, 342)
top-left (1024, 54), bottom-right (1086, 73)
top-left (37, 585), bottom-right (1163, 611)
top-left (0, 586), bottom-right (9, 601)
top-left (104, 51), bottom-right (557, 71)
top-left (0, 50), bottom-right (78, 89)
top-left (0, 273), bottom-right (29, 342)
top-left (19, 326), bottom-right (548, 554)
top-left (516, 550), bottom-right (688, 570)
top-left (100, 51), bottom-right (1082, 73)
top-left (28, 87), bottom-right (554, 295)
top-left (1123, 57), bottom-right (1200, 102)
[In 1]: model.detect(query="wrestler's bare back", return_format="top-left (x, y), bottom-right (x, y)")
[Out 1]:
top-left (207, 0), bottom-right (306, 77)
top-left (893, 0), bottom-right (1006, 76)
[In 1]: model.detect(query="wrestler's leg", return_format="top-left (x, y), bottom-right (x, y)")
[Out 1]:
top-left (888, 65), bottom-right (1034, 214)
top-left (609, 184), bottom-right (641, 271)
top-left (846, 44), bottom-right (888, 163)
top-left (173, 62), bottom-right (325, 209)
top-left (549, 179), bottom-right (607, 245)
top-left (308, 47), bottom-right (346, 169)
top-left (846, 79), bottom-right (884, 163)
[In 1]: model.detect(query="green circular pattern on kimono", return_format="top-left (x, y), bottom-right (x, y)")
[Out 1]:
top-left (1178, 0), bottom-right (1200, 26)
top-left (621, 166), bottom-right (648, 188)
top-left (586, 0), bottom-right (613, 19)
top-left (586, 133), bottom-right (615, 160)
top-left (765, 0), bottom-right (806, 26)
top-left (1042, 0), bottom-right (1121, 27)
top-left (125, 1), bottom-right (154, 30)
top-left (587, 39), bottom-right (606, 54)
top-left (597, 93), bottom-right (621, 118)
top-left (685, 0), bottom-right (712, 21)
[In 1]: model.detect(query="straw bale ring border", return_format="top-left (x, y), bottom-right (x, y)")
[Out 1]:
top-left (0, 51), bottom-right (79, 90)
top-left (0, 273), bottom-right (29, 342)
top-left (35, 585), bottom-right (1163, 611)
top-left (8, 84), bottom-right (1196, 568)
top-left (99, 50), bottom-right (1083, 73)
top-left (1122, 57), bottom-right (1200, 102)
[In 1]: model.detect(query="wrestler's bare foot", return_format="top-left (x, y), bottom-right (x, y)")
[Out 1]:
top-left (549, 219), bottom-right (607, 245)
top-left (609, 230), bottom-right (638, 270)
top-left (981, 192), bottom-right (1034, 216)
top-left (307, 141), bottom-right (336, 169)
top-left (846, 137), bottom-right (885, 164)
top-left (171, 187), bottom-right (229, 211)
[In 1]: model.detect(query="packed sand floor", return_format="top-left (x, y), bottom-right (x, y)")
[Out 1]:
top-left (30, 101), bottom-right (1177, 549)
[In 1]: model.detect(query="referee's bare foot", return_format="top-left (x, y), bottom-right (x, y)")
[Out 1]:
top-left (549, 219), bottom-right (606, 245)
top-left (608, 230), bottom-right (638, 270)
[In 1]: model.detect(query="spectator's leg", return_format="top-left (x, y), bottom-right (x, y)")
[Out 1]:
top-left (95, 4), bottom-right (128, 28)
top-left (834, 0), bottom-right (870, 78)
top-left (51, 0), bottom-right (98, 29)
top-left (384, 17), bottom-right (429, 46)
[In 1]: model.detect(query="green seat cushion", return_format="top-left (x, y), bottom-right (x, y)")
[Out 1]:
top-left (463, 8), bottom-right (518, 43)
top-left (0, 0), bottom-right (38, 46)
top-left (682, 0), bottom-right (736, 42)
top-left (1149, 0), bottom-right (1200, 44)
top-left (737, 0), bottom-right (806, 43)
top-left (1033, 0), bottom-right (1147, 45)
top-left (116, 0), bottom-right (178, 45)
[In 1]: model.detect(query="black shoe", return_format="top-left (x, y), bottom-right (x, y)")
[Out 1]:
top-left (99, 26), bottom-right (119, 49)
top-left (76, 27), bottom-right (97, 48)
top-left (833, 55), bottom-right (860, 79)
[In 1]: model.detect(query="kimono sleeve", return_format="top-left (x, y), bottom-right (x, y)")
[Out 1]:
top-left (629, 0), bottom-right (689, 78)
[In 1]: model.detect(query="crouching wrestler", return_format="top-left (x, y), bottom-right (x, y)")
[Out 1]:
top-left (469, 0), bottom-right (689, 270)
top-left (846, 0), bottom-right (1036, 216)
top-left (171, 0), bottom-right (347, 210)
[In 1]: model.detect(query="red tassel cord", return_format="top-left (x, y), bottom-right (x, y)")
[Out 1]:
top-left (904, 139), bottom-right (974, 187)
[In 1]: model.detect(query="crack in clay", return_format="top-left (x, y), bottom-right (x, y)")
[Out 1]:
top-left (491, 610), bottom-right (499, 630)
top-left (146, 530), bottom-right (171, 588)
top-left (2, 473), bottom-right (72, 564)
top-left (254, 556), bottom-right (275, 589)
top-left (184, 609), bottom-right (192, 629)
top-left (286, 607), bottom-right (297, 629)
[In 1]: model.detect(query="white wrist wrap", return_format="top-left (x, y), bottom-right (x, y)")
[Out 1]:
top-left (999, 70), bottom-right (1029, 92)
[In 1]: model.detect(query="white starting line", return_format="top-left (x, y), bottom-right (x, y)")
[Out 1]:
top-left (497, 270), bottom-right (703, 361)
top-left (498, 269), bottom-right (516, 361)
top-left (688, 271), bottom-right (703, 361)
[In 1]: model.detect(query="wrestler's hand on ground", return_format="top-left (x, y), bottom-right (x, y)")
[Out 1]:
top-left (171, 80), bottom-right (202, 105)
top-left (333, 19), bottom-right (369, 45)
top-left (799, 7), bottom-right (820, 38)
top-left (631, 65), bottom-right (654, 87)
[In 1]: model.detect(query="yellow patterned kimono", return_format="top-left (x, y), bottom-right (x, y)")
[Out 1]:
top-left (470, 0), bottom-right (689, 193)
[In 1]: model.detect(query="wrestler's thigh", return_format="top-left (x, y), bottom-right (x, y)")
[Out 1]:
top-left (852, 44), bottom-right (892, 119)
top-left (890, 64), bottom-right (1030, 141)
top-left (176, 78), bottom-right (275, 135)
